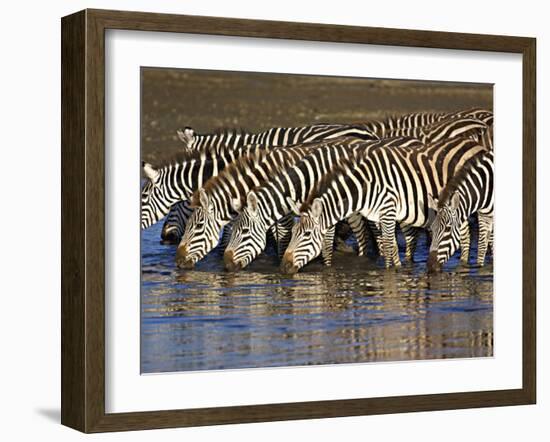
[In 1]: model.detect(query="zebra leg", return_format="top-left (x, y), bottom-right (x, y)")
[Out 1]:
top-left (346, 213), bottom-right (368, 256)
top-left (380, 216), bottom-right (400, 268)
top-left (477, 213), bottom-right (493, 266)
top-left (459, 221), bottom-right (471, 263)
top-left (367, 220), bottom-right (383, 257)
top-left (400, 224), bottom-right (418, 262)
top-left (321, 225), bottom-right (336, 266)
top-left (334, 222), bottom-right (355, 253)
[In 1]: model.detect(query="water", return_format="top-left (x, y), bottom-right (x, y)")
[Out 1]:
top-left (141, 222), bottom-right (493, 374)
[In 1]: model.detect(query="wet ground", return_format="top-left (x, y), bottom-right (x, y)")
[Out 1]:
top-left (140, 68), bottom-right (493, 373)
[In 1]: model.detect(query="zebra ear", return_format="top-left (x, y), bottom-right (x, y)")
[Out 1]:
top-left (142, 161), bottom-right (160, 183)
top-left (231, 197), bottom-right (242, 212)
top-left (286, 197), bottom-right (301, 216)
top-left (177, 127), bottom-right (195, 148)
top-left (199, 188), bottom-right (210, 209)
top-left (450, 193), bottom-right (460, 210)
top-left (427, 193), bottom-right (438, 211)
top-left (311, 198), bottom-right (323, 219)
top-left (247, 191), bottom-right (259, 216)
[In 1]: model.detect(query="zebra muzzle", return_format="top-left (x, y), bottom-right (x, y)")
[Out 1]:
top-left (176, 245), bottom-right (195, 269)
top-left (427, 251), bottom-right (442, 273)
top-left (160, 228), bottom-right (181, 245)
top-left (223, 250), bottom-right (242, 272)
top-left (280, 251), bottom-right (298, 275)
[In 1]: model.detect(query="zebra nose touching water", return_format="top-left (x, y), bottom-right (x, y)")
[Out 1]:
top-left (174, 145), bottom-right (319, 268)
top-left (142, 108), bottom-right (494, 274)
top-left (280, 135), bottom-right (493, 272)
top-left (427, 151), bottom-right (494, 273)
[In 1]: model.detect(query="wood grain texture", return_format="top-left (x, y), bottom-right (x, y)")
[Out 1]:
top-left (522, 38), bottom-right (537, 403)
top-left (60, 8), bottom-right (537, 433)
top-left (61, 10), bottom-right (86, 431)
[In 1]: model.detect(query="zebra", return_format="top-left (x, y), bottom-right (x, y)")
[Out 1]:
top-left (357, 108), bottom-right (491, 139)
top-left (157, 123), bottom-right (381, 243)
top-left (387, 116), bottom-right (490, 146)
top-left (148, 111), bottom-right (492, 242)
top-left (161, 200), bottom-right (236, 246)
top-left (175, 143), bottom-right (323, 269)
top-left (378, 113), bottom-right (492, 259)
top-left (427, 151), bottom-right (494, 272)
top-left (280, 136), bottom-right (487, 273)
top-left (161, 109), bottom-right (492, 241)
top-left (175, 124), bottom-right (379, 152)
top-left (355, 110), bottom-right (493, 255)
top-left (141, 144), bottom-right (269, 230)
top-left (223, 137), bottom-right (423, 272)
top-left (160, 200), bottom-right (193, 244)
top-left (224, 114), bottom-right (493, 271)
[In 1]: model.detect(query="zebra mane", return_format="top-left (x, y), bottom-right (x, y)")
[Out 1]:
top-left (190, 151), bottom-right (269, 207)
top-left (436, 150), bottom-right (491, 209)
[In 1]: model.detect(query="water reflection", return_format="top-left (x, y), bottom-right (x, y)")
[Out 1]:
top-left (141, 223), bottom-right (493, 373)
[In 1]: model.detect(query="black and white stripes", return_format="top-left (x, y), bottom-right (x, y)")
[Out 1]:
top-left (141, 108), bottom-right (494, 273)
top-left (280, 136), bottom-right (489, 272)
top-left (427, 151), bottom-right (494, 271)
top-left (156, 123), bottom-right (381, 243)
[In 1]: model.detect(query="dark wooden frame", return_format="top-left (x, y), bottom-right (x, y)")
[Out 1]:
top-left (61, 8), bottom-right (536, 433)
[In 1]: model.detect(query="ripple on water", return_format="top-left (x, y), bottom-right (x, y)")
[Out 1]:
top-left (140, 222), bottom-right (493, 373)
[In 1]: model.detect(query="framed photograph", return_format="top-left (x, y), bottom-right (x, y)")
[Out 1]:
top-left (61, 9), bottom-right (536, 433)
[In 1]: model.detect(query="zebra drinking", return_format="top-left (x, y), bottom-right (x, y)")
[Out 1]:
top-left (157, 109), bottom-right (491, 243)
top-left (281, 137), bottom-right (487, 273)
top-left (427, 151), bottom-right (494, 272)
top-left (223, 137), bottom-right (423, 272)
top-left (141, 144), bottom-right (270, 230)
top-left (157, 123), bottom-right (380, 243)
top-left (175, 144), bottom-right (321, 269)
top-left (224, 113), bottom-right (493, 271)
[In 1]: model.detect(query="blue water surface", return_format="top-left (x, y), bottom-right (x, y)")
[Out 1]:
top-left (141, 222), bottom-right (493, 373)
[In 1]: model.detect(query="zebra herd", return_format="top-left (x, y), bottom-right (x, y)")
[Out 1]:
top-left (141, 108), bottom-right (494, 274)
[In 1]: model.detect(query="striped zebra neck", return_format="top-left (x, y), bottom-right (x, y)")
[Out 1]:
top-left (194, 145), bottom-right (313, 221)
top-left (249, 140), bottom-right (370, 226)
top-left (303, 165), bottom-right (368, 234)
top-left (158, 153), bottom-right (225, 202)
top-left (427, 150), bottom-right (494, 271)
top-left (438, 151), bottom-right (494, 222)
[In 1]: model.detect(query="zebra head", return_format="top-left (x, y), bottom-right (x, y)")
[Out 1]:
top-left (224, 191), bottom-right (268, 272)
top-left (176, 188), bottom-right (227, 269)
top-left (141, 162), bottom-right (174, 229)
top-left (176, 127), bottom-right (196, 151)
top-left (281, 198), bottom-right (325, 274)
top-left (427, 193), bottom-right (461, 272)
